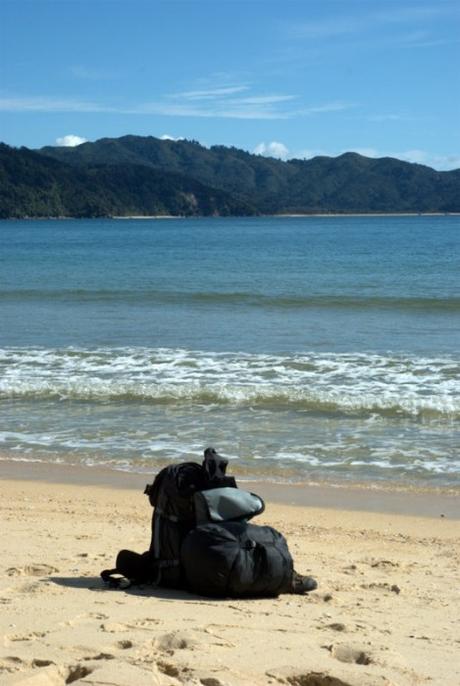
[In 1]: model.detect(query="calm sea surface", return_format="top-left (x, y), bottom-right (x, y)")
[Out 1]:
top-left (0, 216), bottom-right (459, 488)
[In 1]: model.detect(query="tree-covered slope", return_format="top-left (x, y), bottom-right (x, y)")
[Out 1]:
top-left (38, 135), bottom-right (460, 214)
top-left (40, 136), bottom-right (294, 207)
top-left (0, 143), bottom-right (255, 218)
top-left (282, 153), bottom-right (460, 213)
top-left (1, 137), bottom-right (459, 218)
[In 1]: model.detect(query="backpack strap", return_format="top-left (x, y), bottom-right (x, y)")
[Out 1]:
top-left (100, 568), bottom-right (132, 589)
top-left (101, 554), bottom-right (180, 589)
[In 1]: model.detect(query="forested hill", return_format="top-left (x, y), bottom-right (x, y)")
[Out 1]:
top-left (0, 143), bottom-right (254, 218)
top-left (1, 135), bottom-right (459, 218)
top-left (40, 135), bottom-right (460, 214)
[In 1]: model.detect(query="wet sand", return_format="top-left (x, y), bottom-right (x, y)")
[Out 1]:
top-left (1, 458), bottom-right (459, 518)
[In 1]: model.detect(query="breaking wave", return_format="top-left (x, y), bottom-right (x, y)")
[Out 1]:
top-left (1, 347), bottom-right (458, 419)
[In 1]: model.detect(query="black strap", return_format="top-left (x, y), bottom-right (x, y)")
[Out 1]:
top-left (101, 568), bottom-right (117, 582)
top-left (100, 559), bottom-right (179, 589)
top-left (100, 568), bottom-right (132, 589)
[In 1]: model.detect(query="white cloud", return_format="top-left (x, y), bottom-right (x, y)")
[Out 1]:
top-left (55, 134), bottom-right (87, 147)
top-left (0, 96), bottom-right (107, 113)
top-left (173, 86), bottom-right (250, 100)
top-left (254, 141), bottom-right (289, 160)
top-left (227, 95), bottom-right (296, 105)
top-left (0, 87), bottom-right (353, 122)
top-left (298, 102), bottom-right (355, 115)
top-left (160, 134), bottom-right (184, 141)
top-left (164, 85), bottom-right (298, 119)
top-left (129, 102), bottom-right (293, 120)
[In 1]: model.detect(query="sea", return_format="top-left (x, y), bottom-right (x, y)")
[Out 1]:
top-left (0, 216), bottom-right (459, 490)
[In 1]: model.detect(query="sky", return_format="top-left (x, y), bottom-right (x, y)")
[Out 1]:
top-left (1, 0), bottom-right (459, 170)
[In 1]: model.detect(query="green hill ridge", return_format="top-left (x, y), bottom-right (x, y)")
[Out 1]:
top-left (1, 135), bottom-right (459, 218)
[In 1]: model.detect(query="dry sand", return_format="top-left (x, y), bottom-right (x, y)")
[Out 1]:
top-left (1, 466), bottom-right (459, 686)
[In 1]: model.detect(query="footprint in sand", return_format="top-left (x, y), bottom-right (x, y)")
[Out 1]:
top-left (327, 623), bottom-right (347, 632)
top-left (328, 643), bottom-right (372, 665)
top-left (31, 659), bottom-right (54, 668)
top-left (81, 652), bottom-right (115, 661)
top-left (156, 660), bottom-right (182, 678)
top-left (154, 630), bottom-right (200, 653)
top-left (64, 664), bottom-right (94, 682)
top-left (270, 664), bottom-right (382, 686)
top-left (370, 559), bottom-right (399, 569)
top-left (100, 621), bottom-right (129, 633)
top-left (60, 611), bottom-right (110, 628)
top-left (6, 564), bottom-right (58, 577)
top-left (115, 639), bottom-right (134, 650)
top-left (267, 666), bottom-right (354, 686)
top-left (6, 631), bottom-right (47, 643)
top-left (0, 656), bottom-right (27, 673)
top-left (29, 564), bottom-right (58, 575)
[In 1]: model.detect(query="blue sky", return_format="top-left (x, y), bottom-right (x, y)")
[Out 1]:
top-left (1, 0), bottom-right (459, 169)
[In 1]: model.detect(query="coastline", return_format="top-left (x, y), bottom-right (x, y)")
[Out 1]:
top-left (271, 211), bottom-right (460, 218)
top-left (1, 457), bottom-right (459, 519)
top-left (1, 470), bottom-right (459, 685)
top-left (2, 211), bottom-right (460, 220)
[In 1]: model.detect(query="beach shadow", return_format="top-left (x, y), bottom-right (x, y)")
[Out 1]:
top-left (47, 575), bottom-right (217, 602)
top-left (48, 576), bottom-right (106, 591)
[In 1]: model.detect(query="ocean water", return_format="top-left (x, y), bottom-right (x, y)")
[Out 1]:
top-left (0, 216), bottom-right (459, 488)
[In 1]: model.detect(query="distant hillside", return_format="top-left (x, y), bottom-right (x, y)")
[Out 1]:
top-left (0, 143), bottom-right (255, 218)
top-left (1, 136), bottom-right (459, 218)
top-left (39, 135), bottom-right (460, 215)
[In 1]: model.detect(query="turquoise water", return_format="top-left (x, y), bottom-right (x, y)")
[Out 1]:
top-left (0, 216), bottom-right (459, 487)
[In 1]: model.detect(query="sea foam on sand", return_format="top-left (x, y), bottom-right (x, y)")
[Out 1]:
top-left (0, 469), bottom-right (459, 686)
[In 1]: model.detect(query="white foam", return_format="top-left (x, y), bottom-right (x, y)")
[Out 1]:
top-left (0, 346), bottom-right (459, 483)
top-left (0, 346), bottom-right (458, 417)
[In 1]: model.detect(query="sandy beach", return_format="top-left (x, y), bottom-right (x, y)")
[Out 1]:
top-left (1, 462), bottom-right (459, 686)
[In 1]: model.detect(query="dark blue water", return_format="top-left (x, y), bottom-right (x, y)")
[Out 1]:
top-left (0, 216), bottom-right (459, 487)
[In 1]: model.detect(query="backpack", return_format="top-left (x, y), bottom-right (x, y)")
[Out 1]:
top-left (101, 448), bottom-right (251, 588)
top-left (181, 521), bottom-right (294, 598)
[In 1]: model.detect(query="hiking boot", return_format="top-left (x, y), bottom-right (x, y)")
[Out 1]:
top-left (291, 570), bottom-right (318, 594)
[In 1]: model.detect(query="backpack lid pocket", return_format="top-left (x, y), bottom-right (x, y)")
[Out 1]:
top-left (194, 487), bottom-right (265, 524)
